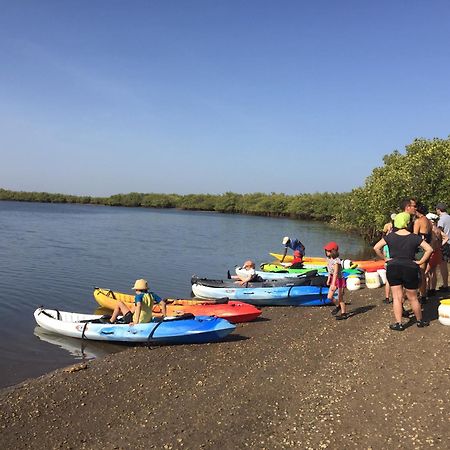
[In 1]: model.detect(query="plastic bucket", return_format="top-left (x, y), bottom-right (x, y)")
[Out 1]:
top-left (365, 271), bottom-right (381, 289)
top-left (438, 299), bottom-right (450, 326)
top-left (377, 269), bottom-right (387, 285)
top-left (346, 275), bottom-right (361, 291)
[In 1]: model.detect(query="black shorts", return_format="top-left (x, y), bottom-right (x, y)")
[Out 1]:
top-left (122, 311), bottom-right (133, 324)
top-left (386, 264), bottom-right (420, 290)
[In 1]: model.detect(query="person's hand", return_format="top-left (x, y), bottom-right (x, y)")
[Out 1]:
top-left (128, 322), bottom-right (135, 326)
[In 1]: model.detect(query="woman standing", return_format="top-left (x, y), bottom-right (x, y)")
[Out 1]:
top-left (374, 212), bottom-right (433, 331)
top-left (414, 203), bottom-right (433, 303)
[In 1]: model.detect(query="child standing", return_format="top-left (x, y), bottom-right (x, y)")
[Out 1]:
top-left (324, 241), bottom-right (348, 320)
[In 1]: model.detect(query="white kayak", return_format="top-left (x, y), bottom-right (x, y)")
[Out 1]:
top-left (34, 308), bottom-right (235, 344)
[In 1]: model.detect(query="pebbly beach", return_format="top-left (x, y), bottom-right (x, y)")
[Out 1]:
top-left (1, 283), bottom-right (450, 449)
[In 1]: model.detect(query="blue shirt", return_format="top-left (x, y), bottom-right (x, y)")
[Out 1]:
top-left (285, 239), bottom-right (305, 255)
top-left (135, 292), bottom-right (161, 304)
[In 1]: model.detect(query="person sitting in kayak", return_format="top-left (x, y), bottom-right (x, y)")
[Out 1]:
top-left (110, 279), bottom-right (166, 325)
top-left (231, 260), bottom-right (262, 285)
top-left (280, 236), bottom-right (305, 266)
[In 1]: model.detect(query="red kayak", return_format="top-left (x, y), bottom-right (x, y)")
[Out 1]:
top-left (93, 288), bottom-right (262, 324)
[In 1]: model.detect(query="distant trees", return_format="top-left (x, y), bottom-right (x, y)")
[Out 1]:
top-left (1, 137), bottom-right (449, 241)
top-left (337, 137), bottom-right (450, 241)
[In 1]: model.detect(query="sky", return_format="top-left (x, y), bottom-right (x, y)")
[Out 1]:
top-left (1, 0), bottom-right (449, 197)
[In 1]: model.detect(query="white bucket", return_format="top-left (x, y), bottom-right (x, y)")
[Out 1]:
top-left (438, 300), bottom-right (450, 326)
top-left (346, 275), bottom-right (361, 291)
top-left (365, 271), bottom-right (381, 289)
top-left (377, 269), bottom-right (387, 285)
top-left (342, 259), bottom-right (355, 270)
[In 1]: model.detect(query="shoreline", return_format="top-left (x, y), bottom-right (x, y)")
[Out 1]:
top-left (1, 285), bottom-right (450, 449)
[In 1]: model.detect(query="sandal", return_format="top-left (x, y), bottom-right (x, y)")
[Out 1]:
top-left (389, 322), bottom-right (405, 331)
top-left (417, 320), bottom-right (430, 328)
top-left (330, 306), bottom-right (340, 316)
top-left (336, 313), bottom-right (348, 320)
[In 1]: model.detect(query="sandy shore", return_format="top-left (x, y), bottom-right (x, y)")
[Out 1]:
top-left (1, 285), bottom-right (450, 449)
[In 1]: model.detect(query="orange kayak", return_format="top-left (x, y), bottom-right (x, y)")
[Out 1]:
top-left (93, 287), bottom-right (261, 324)
top-left (269, 253), bottom-right (385, 272)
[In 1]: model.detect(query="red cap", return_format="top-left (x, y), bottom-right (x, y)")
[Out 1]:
top-left (324, 241), bottom-right (338, 251)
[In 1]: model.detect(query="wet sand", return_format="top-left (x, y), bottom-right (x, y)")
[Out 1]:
top-left (1, 286), bottom-right (450, 449)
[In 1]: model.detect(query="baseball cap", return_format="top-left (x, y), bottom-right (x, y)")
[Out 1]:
top-left (324, 241), bottom-right (339, 251)
top-left (282, 236), bottom-right (290, 245)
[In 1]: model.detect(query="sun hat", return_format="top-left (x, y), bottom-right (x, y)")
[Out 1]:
top-left (436, 202), bottom-right (447, 211)
top-left (426, 213), bottom-right (438, 221)
top-left (132, 279), bottom-right (148, 290)
top-left (324, 241), bottom-right (339, 251)
top-left (282, 236), bottom-right (290, 245)
top-left (394, 212), bottom-right (411, 229)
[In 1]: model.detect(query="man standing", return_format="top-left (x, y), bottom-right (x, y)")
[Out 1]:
top-left (436, 203), bottom-right (450, 291)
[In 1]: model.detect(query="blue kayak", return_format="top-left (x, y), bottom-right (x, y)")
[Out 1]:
top-left (191, 278), bottom-right (334, 306)
top-left (34, 308), bottom-right (235, 344)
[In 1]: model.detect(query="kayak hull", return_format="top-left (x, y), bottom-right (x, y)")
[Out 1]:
top-left (93, 288), bottom-right (261, 323)
top-left (34, 308), bottom-right (235, 344)
top-left (191, 282), bottom-right (333, 306)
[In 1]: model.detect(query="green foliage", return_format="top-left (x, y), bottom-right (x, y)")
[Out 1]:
top-left (338, 137), bottom-right (450, 240)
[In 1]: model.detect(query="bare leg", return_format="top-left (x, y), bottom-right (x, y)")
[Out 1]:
top-left (405, 288), bottom-right (422, 321)
top-left (419, 264), bottom-right (427, 298)
top-left (439, 261), bottom-right (449, 288)
top-left (384, 280), bottom-right (391, 302)
top-left (110, 301), bottom-right (132, 323)
top-left (338, 288), bottom-right (346, 314)
top-left (391, 285), bottom-right (404, 323)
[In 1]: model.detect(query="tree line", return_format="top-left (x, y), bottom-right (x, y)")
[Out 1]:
top-left (1, 137), bottom-right (449, 242)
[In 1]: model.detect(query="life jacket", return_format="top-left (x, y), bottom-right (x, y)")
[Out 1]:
top-left (133, 292), bottom-right (154, 323)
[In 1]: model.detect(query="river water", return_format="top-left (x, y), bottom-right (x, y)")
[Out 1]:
top-left (0, 201), bottom-right (372, 388)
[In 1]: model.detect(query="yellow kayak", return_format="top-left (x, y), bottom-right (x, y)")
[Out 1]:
top-left (269, 253), bottom-right (384, 272)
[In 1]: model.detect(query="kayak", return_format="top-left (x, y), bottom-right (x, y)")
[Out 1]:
top-left (93, 287), bottom-right (262, 323)
top-left (256, 264), bottom-right (364, 279)
top-left (191, 277), bottom-right (334, 306)
top-left (34, 308), bottom-right (235, 344)
top-left (269, 253), bottom-right (385, 272)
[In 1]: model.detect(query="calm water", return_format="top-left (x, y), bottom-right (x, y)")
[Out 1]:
top-left (0, 201), bottom-right (372, 388)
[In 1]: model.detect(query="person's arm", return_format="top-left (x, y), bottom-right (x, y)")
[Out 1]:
top-left (417, 241), bottom-right (433, 265)
top-left (159, 300), bottom-right (167, 317)
top-left (373, 238), bottom-right (387, 260)
top-left (330, 263), bottom-right (338, 289)
top-left (280, 247), bottom-right (288, 263)
top-left (441, 230), bottom-right (449, 245)
top-left (413, 219), bottom-right (420, 235)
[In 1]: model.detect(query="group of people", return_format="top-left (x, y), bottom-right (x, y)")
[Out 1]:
top-left (374, 199), bottom-right (450, 331)
top-left (112, 202), bottom-right (450, 331)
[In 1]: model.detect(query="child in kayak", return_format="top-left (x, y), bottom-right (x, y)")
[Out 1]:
top-left (324, 241), bottom-right (347, 320)
top-left (110, 279), bottom-right (166, 325)
top-left (231, 260), bottom-right (261, 285)
top-left (284, 250), bottom-right (304, 269)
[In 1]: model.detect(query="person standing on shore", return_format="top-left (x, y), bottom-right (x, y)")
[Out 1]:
top-left (425, 213), bottom-right (449, 295)
top-left (373, 212), bottom-right (432, 331)
top-left (324, 241), bottom-right (347, 320)
top-left (436, 203), bottom-right (450, 291)
top-left (280, 237), bottom-right (305, 265)
top-left (381, 217), bottom-right (395, 304)
top-left (414, 203), bottom-right (433, 303)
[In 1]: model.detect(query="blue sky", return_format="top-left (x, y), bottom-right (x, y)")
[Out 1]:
top-left (1, 0), bottom-right (449, 197)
